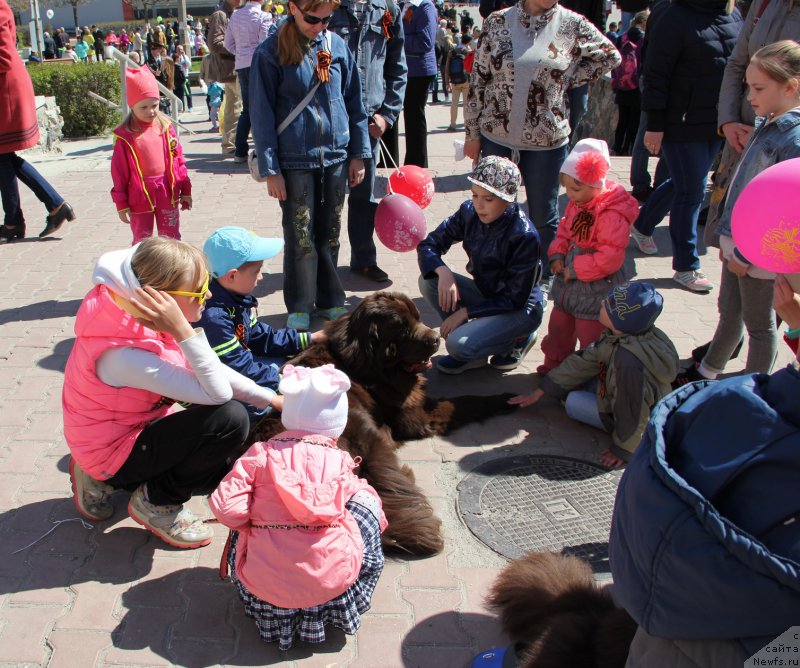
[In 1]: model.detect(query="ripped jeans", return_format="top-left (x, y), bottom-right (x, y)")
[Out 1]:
top-left (280, 163), bottom-right (347, 314)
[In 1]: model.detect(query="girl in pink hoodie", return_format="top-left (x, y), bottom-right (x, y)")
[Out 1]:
top-left (111, 66), bottom-right (192, 244)
top-left (210, 364), bottom-right (387, 651)
top-left (539, 139), bottom-right (640, 374)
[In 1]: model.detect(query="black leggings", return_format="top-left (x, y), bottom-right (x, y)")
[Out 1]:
top-left (403, 75), bottom-right (435, 168)
top-left (108, 401), bottom-right (250, 505)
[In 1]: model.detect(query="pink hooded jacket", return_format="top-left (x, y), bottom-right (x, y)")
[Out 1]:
top-left (548, 181), bottom-right (639, 282)
top-left (210, 431), bottom-right (388, 609)
top-left (62, 284), bottom-right (187, 480)
top-left (110, 122), bottom-right (191, 215)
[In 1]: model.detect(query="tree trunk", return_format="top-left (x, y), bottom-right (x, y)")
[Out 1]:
top-left (72, 2), bottom-right (78, 29)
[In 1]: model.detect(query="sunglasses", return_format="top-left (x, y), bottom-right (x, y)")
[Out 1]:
top-left (167, 271), bottom-right (210, 305)
top-left (300, 11), bottom-right (333, 25)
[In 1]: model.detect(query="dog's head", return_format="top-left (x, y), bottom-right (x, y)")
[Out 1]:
top-left (329, 292), bottom-right (440, 380)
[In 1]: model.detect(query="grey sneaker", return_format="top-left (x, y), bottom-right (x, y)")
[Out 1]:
top-left (128, 485), bottom-right (212, 549)
top-left (673, 270), bottom-right (714, 293)
top-left (630, 227), bottom-right (659, 255)
top-left (70, 458), bottom-right (115, 521)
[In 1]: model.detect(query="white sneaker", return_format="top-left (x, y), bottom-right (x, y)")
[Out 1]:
top-left (630, 227), bottom-right (659, 255)
top-left (673, 270), bottom-right (714, 293)
top-left (128, 485), bottom-right (212, 549)
top-left (70, 457), bottom-right (114, 521)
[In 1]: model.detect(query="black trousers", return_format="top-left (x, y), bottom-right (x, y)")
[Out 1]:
top-left (108, 401), bottom-right (250, 506)
top-left (403, 75), bottom-right (435, 168)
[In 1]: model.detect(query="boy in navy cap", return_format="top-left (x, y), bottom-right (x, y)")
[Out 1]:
top-left (510, 281), bottom-right (679, 468)
top-left (196, 226), bottom-right (327, 423)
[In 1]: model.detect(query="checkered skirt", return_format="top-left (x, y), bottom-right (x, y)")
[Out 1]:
top-left (227, 500), bottom-right (385, 651)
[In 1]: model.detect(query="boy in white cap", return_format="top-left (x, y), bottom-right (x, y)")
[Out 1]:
top-left (538, 138), bottom-right (640, 375)
top-left (196, 226), bottom-right (327, 422)
top-left (417, 155), bottom-right (544, 374)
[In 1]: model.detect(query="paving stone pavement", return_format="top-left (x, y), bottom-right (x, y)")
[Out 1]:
top-left (0, 99), bottom-right (791, 668)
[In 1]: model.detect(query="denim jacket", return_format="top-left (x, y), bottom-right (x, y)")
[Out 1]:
top-left (718, 108), bottom-right (800, 240)
top-left (250, 26), bottom-right (371, 175)
top-left (328, 0), bottom-right (407, 127)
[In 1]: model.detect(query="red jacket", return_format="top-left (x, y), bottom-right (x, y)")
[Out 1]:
top-left (548, 181), bottom-right (639, 282)
top-left (0, 0), bottom-right (39, 153)
top-left (110, 122), bottom-right (191, 214)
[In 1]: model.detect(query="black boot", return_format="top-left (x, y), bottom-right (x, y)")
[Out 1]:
top-left (39, 202), bottom-right (75, 238)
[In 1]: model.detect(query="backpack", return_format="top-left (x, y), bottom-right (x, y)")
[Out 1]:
top-left (448, 47), bottom-right (468, 84)
top-left (611, 34), bottom-right (639, 91)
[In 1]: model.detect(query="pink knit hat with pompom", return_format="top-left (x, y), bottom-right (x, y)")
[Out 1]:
top-left (560, 138), bottom-right (610, 189)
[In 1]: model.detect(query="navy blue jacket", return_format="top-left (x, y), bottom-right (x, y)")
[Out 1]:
top-left (610, 369), bottom-right (800, 657)
top-left (196, 280), bottom-right (311, 397)
top-left (417, 201), bottom-right (543, 319)
top-left (641, 0), bottom-right (741, 141)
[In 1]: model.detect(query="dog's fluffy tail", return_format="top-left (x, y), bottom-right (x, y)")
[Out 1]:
top-left (486, 552), bottom-right (636, 668)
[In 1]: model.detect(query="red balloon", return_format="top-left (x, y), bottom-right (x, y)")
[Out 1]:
top-left (375, 193), bottom-right (427, 253)
top-left (387, 165), bottom-right (435, 208)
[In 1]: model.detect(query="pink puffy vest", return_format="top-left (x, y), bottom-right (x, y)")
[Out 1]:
top-left (62, 285), bottom-right (188, 480)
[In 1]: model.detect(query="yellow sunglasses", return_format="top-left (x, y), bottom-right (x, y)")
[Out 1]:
top-left (167, 271), bottom-right (210, 305)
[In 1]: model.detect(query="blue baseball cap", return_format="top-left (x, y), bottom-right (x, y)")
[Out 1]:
top-left (204, 226), bottom-right (284, 277)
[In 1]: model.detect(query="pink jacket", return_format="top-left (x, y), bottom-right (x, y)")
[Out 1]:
top-left (62, 285), bottom-right (187, 480)
top-left (548, 181), bottom-right (639, 282)
top-left (110, 123), bottom-right (191, 215)
top-left (210, 431), bottom-right (387, 609)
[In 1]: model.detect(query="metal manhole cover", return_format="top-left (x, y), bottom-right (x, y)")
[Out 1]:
top-left (457, 455), bottom-right (622, 572)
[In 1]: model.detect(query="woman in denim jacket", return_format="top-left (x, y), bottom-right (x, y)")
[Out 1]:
top-left (250, 0), bottom-right (371, 332)
top-left (676, 41), bottom-right (800, 385)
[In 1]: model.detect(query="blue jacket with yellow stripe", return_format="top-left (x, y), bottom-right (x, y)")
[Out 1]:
top-left (196, 279), bottom-right (311, 401)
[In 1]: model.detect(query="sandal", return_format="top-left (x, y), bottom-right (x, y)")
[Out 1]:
top-left (39, 201), bottom-right (76, 238)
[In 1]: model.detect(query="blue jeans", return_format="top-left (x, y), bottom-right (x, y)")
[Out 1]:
top-left (633, 139), bottom-right (721, 272)
top-left (565, 389), bottom-right (607, 431)
top-left (630, 108), bottom-right (670, 191)
top-left (234, 67), bottom-right (251, 159)
top-left (567, 84), bottom-right (589, 142)
top-left (280, 163), bottom-right (347, 314)
top-left (347, 134), bottom-right (379, 269)
top-left (418, 272), bottom-right (543, 360)
top-left (0, 152), bottom-right (63, 227)
top-left (480, 136), bottom-right (568, 275)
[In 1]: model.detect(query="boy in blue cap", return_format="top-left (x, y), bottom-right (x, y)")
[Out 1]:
top-left (197, 226), bottom-right (327, 422)
top-left (510, 281), bottom-right (679, 468)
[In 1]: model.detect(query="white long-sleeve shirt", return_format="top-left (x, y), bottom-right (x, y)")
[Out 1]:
top-left (96, 328), bottom-right (275, 409)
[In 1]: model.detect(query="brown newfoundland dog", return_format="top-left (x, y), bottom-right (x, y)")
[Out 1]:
top-left (485, 552), bottom-right (637, 667)
top-left (250, 291), bottom-right (515, 556)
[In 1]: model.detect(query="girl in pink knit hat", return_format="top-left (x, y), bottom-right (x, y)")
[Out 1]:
top-left (210, 364), bottom-right (387, 651)
top-left (110, 66), bottom-right (192, 244)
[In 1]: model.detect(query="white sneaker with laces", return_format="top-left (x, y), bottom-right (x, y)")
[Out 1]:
top-left (630, 227), bottom-right (659, 255)
top-left (673, 270), bottom-right (714, 293)
top-left (128, 485), bottom-right (212, 549)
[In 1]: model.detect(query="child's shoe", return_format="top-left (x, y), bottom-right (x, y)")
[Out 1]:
top-left (490, 330), bottom-right (539, 371)
top-left (318, 306), bottom-right (348, 321)
top-left (673, 270), bottom-right (714, 293)
top-left (70, 457), bottom-right (114, 521)
top-left (287, 312), bottom-right (311, 331)
top-left (630, 226), bottom-right (658, 255)
top-left (436, 355), bottom-right (487, 374)
top-left (128, 485), bottom-right (212, 549)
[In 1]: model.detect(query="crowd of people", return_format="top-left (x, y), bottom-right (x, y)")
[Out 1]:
top-left (3, 0), bottom-right (800, 660)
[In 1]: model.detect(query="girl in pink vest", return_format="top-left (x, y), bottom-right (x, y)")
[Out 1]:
top-left (63, 237), bottom-right (282, 549)
top-left (111, 65), bottom-right (192, 244)
top-left (210, 364), bottom-right (387, 650)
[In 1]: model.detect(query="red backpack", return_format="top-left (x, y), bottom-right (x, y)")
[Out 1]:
top-left (611, 34), bottom-right (640, 91)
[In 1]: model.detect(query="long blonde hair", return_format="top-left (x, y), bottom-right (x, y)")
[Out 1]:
top-left (277, 0), bottom-right (341, 66)
top-left (131, 237), bottom-right (207, 292)
top-left (123, 108), bottom-right (173, 134)
top-left (750, 40), bottom-right (800, 88)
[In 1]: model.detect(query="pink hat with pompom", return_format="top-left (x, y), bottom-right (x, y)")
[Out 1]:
top-left (560, 138), bottom-right (610, 189)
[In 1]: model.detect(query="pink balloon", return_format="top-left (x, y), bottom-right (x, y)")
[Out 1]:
top-left (732, 158), bottom-right (800, 273)
top-left (387, 165), bottom-right (435, 209)
top-left (375, 193), bottom-right (427, 253)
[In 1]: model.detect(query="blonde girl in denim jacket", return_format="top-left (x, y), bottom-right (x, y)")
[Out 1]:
top-left (676, 40), bottom-right (800, 384)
